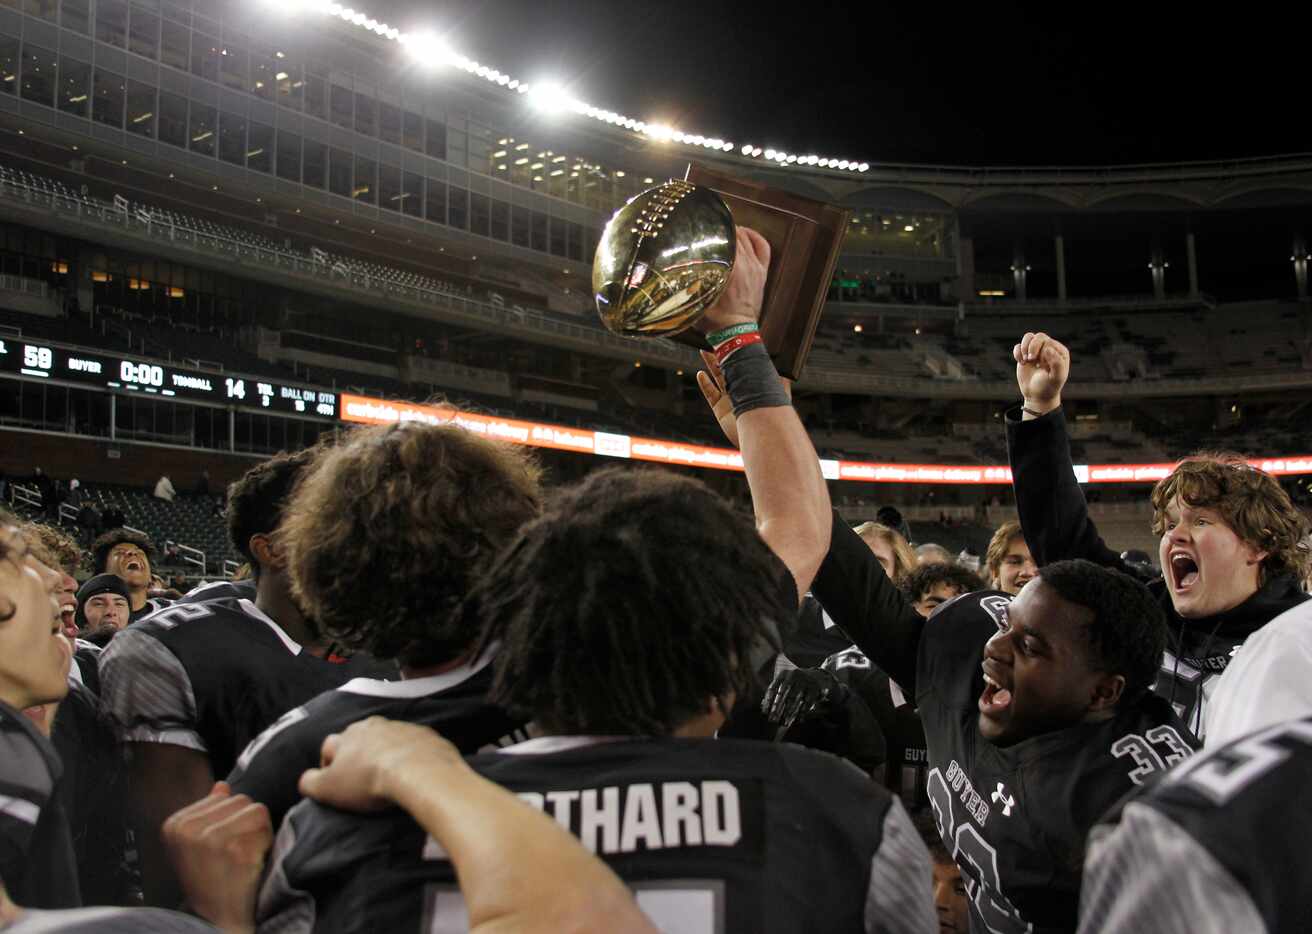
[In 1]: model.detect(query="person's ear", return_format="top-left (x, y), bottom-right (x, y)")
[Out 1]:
top-left (1088, 673), bottom-right (1125, 715)
top-left (249, 533), bottom-right (286, 571)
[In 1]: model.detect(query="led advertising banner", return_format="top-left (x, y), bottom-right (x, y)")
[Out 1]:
top-left (338, 394), bottom-right (1312, 484)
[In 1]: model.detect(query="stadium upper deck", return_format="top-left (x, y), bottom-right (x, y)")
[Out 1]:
top-left (0, 0), bottom-right (1309, 316)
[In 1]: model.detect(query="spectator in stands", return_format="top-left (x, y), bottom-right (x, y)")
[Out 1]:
top-left (193, 471), bottom-right (210, 497)
top-left (152, 475), bottom-right (176, 503)
top-left (99, 505), bottom-right (126, 533)
top-left (74, 574), bottom-right (131, 647)
top-left (162, 542), bottom-right (181, 567)
top-left (985, 520), bottom-right (1037, 596)
top-left (91, 529), bottom-right (169, 622)
top-left (65, 479), bottom-right (84, 510)
top-left (1010, 331), bottom-right (1311, 738)
top-left (227, 420), bottom-right (542, 829)
top-left (30, 467), bottom-right (56, 519)
top-left (855, 521), bottom-right (918, 583)
top-left (75, 500), bottom-right (100, 549)
top-left (914, 542), bottom-right (953, 566)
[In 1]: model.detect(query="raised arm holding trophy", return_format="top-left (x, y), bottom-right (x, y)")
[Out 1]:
top-left (592, 164), bottom-right (850, 379)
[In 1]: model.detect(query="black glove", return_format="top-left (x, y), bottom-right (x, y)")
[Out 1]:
top-left (761, 668), bottom-right (849, 731)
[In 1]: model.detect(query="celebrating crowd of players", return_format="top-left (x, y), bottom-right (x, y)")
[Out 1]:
top-left (3, 226), bottom-right (1311, 933)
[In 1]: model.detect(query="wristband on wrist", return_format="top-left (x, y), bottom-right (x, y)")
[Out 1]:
top-left (714, 331), bottom-right (763, 366)
top-left (707, 321), bottom-right (759, 347)
top-left (1022, 403), bottom-right (1056, 419)
top-left (722, 342), bottom-right (790, 416)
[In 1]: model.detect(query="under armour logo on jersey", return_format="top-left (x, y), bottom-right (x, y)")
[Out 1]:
top-left (990, 782), bottom-right (1015, 817)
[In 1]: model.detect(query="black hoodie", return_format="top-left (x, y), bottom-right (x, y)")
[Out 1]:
top-left (1005, 406), bottom-right (1308, 739)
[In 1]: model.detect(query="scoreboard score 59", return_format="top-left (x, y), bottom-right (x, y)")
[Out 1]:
top-left (0, 338), bottom-right (337, 418)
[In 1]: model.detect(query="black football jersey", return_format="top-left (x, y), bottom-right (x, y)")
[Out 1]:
top-left (824, 647), bottom-right (930, 812)
top-left (1081, 717), bottom-right (1312, 934)
top-left (784, 595), bottom-right (857, 667)
top-left (128, 597), bottom-right (172, 623)
top-left (50, 681), bottom-right (136, 906)
top-left (179, 578), bottom-right (257, 603)
top-left (98, 595), bottom-right (389, 778)
top-left (809, 511), bottom-right (1200, 934)
top-left (227, 656), bottom-right (525, 828)
top-left (258, 737), bottom-right (937, 934)
top-left (1, 907), bottom-right (218, 932)
top-left (917, 592), bottom-right (1198, 933)
top-left (0, 701), bottom-right (79, 909)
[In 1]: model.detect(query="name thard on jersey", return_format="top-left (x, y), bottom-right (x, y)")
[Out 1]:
top-left (429, 780), bottom-right (743, 857)
top-left (945, 760), bottom-right (991, 826)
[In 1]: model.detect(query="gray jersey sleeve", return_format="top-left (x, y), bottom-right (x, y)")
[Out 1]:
top-left (3, 907), bottom-right (218, 932)
top-left (865, 797), bottom-right (937, 934)
top-left (97, 627), bottom-right (206, 752)
top-left (1078, 802), bottom-right (1266, 934)
top-left (255, 802), bottom-right (318, 934)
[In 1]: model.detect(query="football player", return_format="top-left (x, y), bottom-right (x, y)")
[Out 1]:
top-left (98, 447), bottom-right (385, 907)
top-left (226, 420), bottom-right (541, 828)
top-left (809, 525), bottom-right (1197, 933)
top-left (0, 520), bottom-right (78, 909)
top-left (1080, 716), bottom-right (1312, 933)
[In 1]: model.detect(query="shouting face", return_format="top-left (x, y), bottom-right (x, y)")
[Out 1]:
top-left (0, 527), bottom-right (71, 710)
top-left (977, 579), bottom-right (1120, 745)
top-left (1158, 496), bottom-right (1265, 619)
top-left (107, 542), bottom-right (152, 591)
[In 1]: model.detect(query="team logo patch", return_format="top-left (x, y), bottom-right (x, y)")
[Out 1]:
top-left (991, 781), bottom-right (1015, 817)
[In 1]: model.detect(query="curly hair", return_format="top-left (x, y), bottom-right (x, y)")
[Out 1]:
top-left (0, 517), bottom-right (21, 622)
top-left (226, 447), bottom-right (322, 574)
top-left (21, 522), bottom-right (81, 576)
top-left (899, 562), bottom-right (985, 604)
top-left (283, 422), bottom-right (543, 668)
top-left (91, 528), bottom-right (155, 574)
top-left (470, 466), bottom-right (794, 736)
top-left (852, 521), bottom-right (917, 581)
top-left (985, 520), bottom-right (1027, 587)
top-left (1038, 559), bottom-right (1167, 707)
top-left (1150, 453), bottom-right (1311, 583)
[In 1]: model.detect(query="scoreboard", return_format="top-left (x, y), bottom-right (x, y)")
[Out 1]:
top-left (0, 337), bottom-right (337, 419)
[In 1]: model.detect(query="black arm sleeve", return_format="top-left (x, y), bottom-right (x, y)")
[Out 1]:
top-left (808, 509), bottom-right (925, 694)
top-left (1004, 404), bottom-right (1132, 573)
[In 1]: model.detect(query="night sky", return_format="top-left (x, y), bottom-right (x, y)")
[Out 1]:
top-left (363, 1), bottom-right (1310, 166)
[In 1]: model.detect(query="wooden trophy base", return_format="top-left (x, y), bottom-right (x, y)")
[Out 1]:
top-left (671, 164), bottom-right (850, 380)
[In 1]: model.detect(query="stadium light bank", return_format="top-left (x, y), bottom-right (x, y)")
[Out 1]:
top-left (270, 1), bottom-right (870, 174)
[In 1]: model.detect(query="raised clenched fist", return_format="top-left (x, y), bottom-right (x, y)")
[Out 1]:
top-left (1013, 331), bottom-right (1070, 416)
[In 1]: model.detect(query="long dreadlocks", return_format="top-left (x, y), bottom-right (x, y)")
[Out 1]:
top-left (471, 466), bottom-right (794, 736)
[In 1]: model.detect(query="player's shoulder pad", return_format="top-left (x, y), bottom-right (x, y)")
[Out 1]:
top-left (925, 589), bottom-right (1011, 626)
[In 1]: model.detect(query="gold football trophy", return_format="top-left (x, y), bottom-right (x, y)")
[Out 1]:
top-left (592, 165), bottom-right (849, 379)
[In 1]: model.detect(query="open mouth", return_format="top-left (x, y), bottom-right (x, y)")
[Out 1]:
top-left (979, 666), bottom-right (1012, 716)
top-left (60, 602), bottom-right (76, 629)
top-left (1170, 552), bottom-right (1199, 591)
